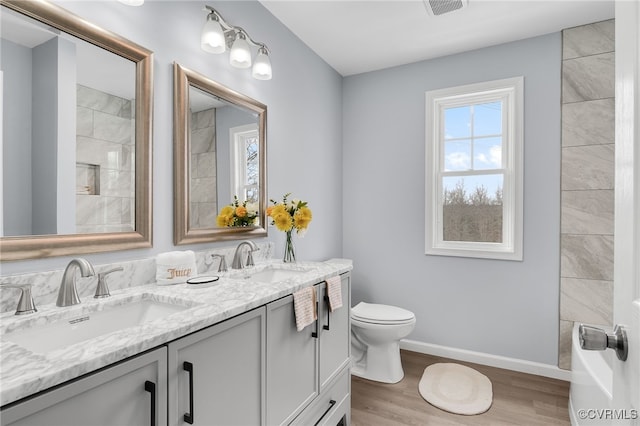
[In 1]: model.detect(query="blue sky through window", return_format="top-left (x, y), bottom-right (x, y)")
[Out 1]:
top-left (443, 101), bottom-right (503, 198)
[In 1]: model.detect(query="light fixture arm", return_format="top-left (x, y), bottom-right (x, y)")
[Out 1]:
top-left (204, 5), bottom-right (270, 53)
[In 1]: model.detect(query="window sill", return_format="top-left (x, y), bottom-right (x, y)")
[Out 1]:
top-left (425, 245), bottom-right (523, 261)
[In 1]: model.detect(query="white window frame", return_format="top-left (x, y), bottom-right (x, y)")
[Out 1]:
top-left (230, 123), bottom-right (259, 203)
top-left (425, 77), bottom-right (523, 261)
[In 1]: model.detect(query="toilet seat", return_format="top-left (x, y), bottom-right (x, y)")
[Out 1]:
top-left (351, 302), bottom-right (415, 325)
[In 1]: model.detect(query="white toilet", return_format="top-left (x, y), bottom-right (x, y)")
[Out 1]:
top-left (350, 302), bottom-right (416, 384)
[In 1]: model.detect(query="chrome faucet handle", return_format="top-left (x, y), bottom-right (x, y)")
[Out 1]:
top-left (245, 251), bottom-right (255, 267)
top-left (94, 267), bottom-right (123, 299)
top-left (1, 283), bottom-right (37, 315)
top-left (211, 254), bottom-right (228, 273)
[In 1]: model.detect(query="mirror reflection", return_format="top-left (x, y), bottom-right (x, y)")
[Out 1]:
top-left (174, 62), bottom-right (267, 244)
top-left (1, 5), bottom-right (137, 236)
top-left (188, 86), bottom-right (260, 230)
top-left (0, 0), bottom-right (153, 261)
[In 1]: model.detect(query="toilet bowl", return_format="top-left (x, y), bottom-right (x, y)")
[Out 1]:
top-left (350, 302), bottom-right (416, 384)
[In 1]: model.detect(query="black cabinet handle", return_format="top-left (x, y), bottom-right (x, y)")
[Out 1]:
top-left (323, 295), bottom-right (331, 331)
top-left (183, 361), bottom-right (194, 424)
top-left (144, 381), bottom-right (156, 426)
top-left (312, 301), bottom-right (319, 338)
top-left (314, 399), bottom-right (337, 426)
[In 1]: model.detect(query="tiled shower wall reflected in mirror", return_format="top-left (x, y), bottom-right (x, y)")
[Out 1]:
top-left (190, 107), bottom-right (218, 229)
top-left (76, 84), bottom-right (135, 233)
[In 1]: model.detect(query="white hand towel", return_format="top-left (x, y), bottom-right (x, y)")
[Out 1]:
top-left (293, 286), bottom-right (317, 331)
top-left (156, 250), bottom-right (197, 285)
top-left (326, 276), bottom-right (343, 312)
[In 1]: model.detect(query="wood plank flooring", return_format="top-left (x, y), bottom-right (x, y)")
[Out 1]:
top-left (351, 350), bottom-right (571, 426)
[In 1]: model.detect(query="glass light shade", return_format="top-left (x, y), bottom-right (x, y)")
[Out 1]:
top-left (229, 34), bottom-right (252, 69)
top-left (201, 17), bottom-right (226, 54)
top-left (118, 0), bottom-right (144, 5)
top-left (252, 48), bottom-right (272, 80)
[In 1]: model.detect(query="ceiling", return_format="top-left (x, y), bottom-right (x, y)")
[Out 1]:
top-left (259, 0), bottom-right (615, 76)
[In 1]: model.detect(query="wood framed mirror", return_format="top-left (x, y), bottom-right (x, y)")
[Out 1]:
top-left (173, 62), bottom-right (267, 245)
top-left (0, 0), bottom-right (153, 261)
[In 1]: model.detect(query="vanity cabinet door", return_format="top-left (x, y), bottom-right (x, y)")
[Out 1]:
top-left (318, 273), bottom-right (351, 392)
top-left (167, 307), bottom-right (266, 426)
top-left (1, 347), bottom-right (167, 426)
top-left (266, 289), bottom-right (319, 426)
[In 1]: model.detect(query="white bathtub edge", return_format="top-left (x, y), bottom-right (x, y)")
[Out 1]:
top-left (400, 339), bottom-right (571, 381)
top-left (569, 394), bottom-right (579, 426)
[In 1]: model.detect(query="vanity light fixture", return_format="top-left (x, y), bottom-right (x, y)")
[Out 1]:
top-left (201, 5), bottom-right (272, 80)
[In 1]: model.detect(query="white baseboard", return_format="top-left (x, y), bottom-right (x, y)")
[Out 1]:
top-left (400, 339), bottom-right (571, 381)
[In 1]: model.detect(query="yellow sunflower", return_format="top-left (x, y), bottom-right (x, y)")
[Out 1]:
top-left (273, 212), bottom-right (293, 232)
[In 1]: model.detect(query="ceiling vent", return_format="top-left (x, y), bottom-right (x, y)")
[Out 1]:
top-left (423, 0), bottom-right (468, 16)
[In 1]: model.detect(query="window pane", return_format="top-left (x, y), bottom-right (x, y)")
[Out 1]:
top-left (473, 137), bottom-right (502, 170)
top-left (473, 101), bottom-right (502, 136)
top-left (442, 175), bottom-right (503, 243)
top-left (245, 187), bottom-right (258, 204)
top-left (444, 140), bottom-right (471, 171)
top-left (245, 136), bottom-right (258, 185)
top-left (444, 106), bottom-right (471, 139)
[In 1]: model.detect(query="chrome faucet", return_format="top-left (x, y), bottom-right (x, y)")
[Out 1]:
top-left (231, 241), bottom-right (259, 269)
top-left (56, 258), bottom-right (96, 307)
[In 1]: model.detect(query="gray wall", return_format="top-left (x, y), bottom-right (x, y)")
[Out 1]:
top-left (31, 38), bottom-right (62, 235)
top-left (343, 34), bottom-right (562, 364)
top-left (2, 0), bottom-right (343, 275)
top-left (2, 39), bottom-right (33, 236)
top-left (3, 36), bottom-right (77, 236)
top-left (31, 37), bottom-right (77, 235)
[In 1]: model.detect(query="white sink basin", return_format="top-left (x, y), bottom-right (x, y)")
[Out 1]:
top-left (4, 298), bottom-right (190, 354)
top-left (238, 266), bottom-right (311, 283)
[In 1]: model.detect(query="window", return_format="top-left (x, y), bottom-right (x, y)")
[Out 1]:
top-left (230, 123), bottom-right (259, 204)
top-left (425, 77), bottom-right (523, 260)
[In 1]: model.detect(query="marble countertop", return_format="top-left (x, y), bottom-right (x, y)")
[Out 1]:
top-left (0, 259), bottom-right (352, 406)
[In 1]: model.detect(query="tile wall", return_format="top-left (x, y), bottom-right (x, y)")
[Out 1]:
top-left (190, 108), bottom-right (218, 229)
top-left (76, 85), bottom-right (135, 233)
top-left (559, 20), bottom-right (615, 369)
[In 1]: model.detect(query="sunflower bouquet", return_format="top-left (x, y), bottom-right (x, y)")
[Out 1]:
top-left (267, 193), bottom-right (312, 262)
top-left (216, 196), bottom-right (258, 227)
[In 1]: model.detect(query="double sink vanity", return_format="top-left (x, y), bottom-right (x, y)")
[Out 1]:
top-left (0, 259), bottom-right (353, 425)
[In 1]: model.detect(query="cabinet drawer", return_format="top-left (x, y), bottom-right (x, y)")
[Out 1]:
top-left (290, 367), bottom-right (350, 426)
top-left (319, 393), bottom-right (349, 426)
top-left (1, 348), bottom-right (167, 426)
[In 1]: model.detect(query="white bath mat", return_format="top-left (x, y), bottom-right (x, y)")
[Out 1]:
top-left (418, 363), bottom-right (493, 415)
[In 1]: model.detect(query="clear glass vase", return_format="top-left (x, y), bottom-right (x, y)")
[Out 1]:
top-left (283, 230), bottom-right (296, 263)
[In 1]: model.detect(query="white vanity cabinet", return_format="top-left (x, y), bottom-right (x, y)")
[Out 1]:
top-left (167, 307), bottom-right (266, 426)
top-left (1, 347), bottom-right (167, 426)
top-left (266, 272), bottom-right (351, 426)
top-left (1, 269), bottom-right (352, 426)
